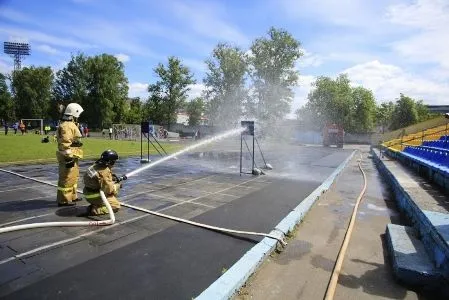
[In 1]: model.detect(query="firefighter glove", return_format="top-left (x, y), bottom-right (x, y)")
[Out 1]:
top-left (65, 157), bottom-right (75, 168)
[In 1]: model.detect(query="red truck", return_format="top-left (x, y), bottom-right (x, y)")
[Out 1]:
top-left (322, 124), bottom-right (344, 148)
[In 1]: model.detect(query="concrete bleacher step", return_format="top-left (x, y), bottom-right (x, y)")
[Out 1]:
top-left (422, 211), bottom-right (449, 270)
top-left (373, 148), bottom-right (449, 283)
top-left (386, 224), bottom-right (442, 287)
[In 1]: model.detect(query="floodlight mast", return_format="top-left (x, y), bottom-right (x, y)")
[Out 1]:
top-left (3, 42), bottom-right (30, 71)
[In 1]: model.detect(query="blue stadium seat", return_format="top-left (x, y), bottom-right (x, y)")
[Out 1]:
top-left (401, 146), bottom-right (449, 175)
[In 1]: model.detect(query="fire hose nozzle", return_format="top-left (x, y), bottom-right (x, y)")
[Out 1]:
top-left (117, 175), bottom-right (127, 182)
top-left (113, 174), bottom-right (128, 183)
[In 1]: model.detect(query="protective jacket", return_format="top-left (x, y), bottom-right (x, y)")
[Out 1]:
top-left (56, 121), bottom-right (83, 162)
top-left (83, 164), bottom-right (121, 215)
top-left (56, 120), bottom-right (83, 204)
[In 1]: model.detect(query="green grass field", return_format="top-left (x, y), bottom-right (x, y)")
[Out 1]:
top-left (0, 134), bottom-right (183, 165)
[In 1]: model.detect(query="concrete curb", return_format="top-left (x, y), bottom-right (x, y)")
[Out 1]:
top-left (196, 150), bottom-right (356, 300)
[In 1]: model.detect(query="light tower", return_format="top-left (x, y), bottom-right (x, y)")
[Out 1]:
top-left (4, 41), bottom-right (30, 71)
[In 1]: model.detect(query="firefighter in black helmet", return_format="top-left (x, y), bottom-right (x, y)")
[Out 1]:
top-left (82, 150), bottom-right (127, 216)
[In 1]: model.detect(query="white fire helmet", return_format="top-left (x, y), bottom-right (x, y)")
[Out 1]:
top-left (64, 103), bottom-right (84, 118)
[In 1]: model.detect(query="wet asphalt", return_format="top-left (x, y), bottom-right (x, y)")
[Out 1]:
top-left (0, 142), bottom-right (352, 299)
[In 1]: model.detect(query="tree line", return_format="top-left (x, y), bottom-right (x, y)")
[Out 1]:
top-left (0, 26), bottom-right (434, 133)
top-left (296, 74), bottom-right (434, 133)
top-left (0, 27), bottom-right (303, 130)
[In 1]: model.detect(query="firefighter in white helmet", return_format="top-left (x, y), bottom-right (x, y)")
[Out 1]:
top-left (56, 103), bottom-right (84, 206)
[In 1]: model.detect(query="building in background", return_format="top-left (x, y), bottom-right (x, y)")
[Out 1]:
top-left (176, 112), bottom-right (208, 126)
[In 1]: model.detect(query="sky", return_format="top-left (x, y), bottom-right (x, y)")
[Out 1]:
top-left (0, 0), bottom-right (448, 118)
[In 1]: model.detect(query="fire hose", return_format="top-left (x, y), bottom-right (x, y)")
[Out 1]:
top-left (324, 153), bottom-right (367, 300)
top-left (0, 167), bottom-right (286, 246)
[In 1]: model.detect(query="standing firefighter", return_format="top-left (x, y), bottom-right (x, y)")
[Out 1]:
top-left (56, 103), bottom-right (84, 206)
top-left (82, 150), bottom-right (127, 215)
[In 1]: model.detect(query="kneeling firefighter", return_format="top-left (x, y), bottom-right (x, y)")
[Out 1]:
top-left (56, 103), bottom-right (84, 206)
top-left (82, 150), bottom-right (127, 215)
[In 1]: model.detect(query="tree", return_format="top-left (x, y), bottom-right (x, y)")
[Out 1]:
top-left (53, 53), bottom-right (88, 105)
top-left (249, 27), bottom-right (303, 124)
top-left (83, 54), bottom-right (128, 128)
top-left (53, 53), bottom-right (89, 121)
top-left (187, 97), bottom-right (204, 126)
top-left (147, 56), bottom-right (195, 129)
top-left (304, 74), bottom-right (354, 131)
top-left (415, 100), bottom-right (432, 122)
top-left (143, 84), bottom-right (165, 125)
top-left (352, 87), bottom-right (376, 133)
top-left (376, 101), bottom-right (394, 133)
top-left (0, 73), bottom-right (14, 122)
top-left (11, 66), bottom-right (54, 119)
top-left (203, 43), bottom-right (248, 126)
top-left (124, 97), bottom-right (143, 124)
top-left (390, 94), bottom-right (418, 130)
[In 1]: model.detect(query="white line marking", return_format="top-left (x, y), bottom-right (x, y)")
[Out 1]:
top-left (0, 186), bottom-right (40, 193)
top-left (189, 202), bottom-right (216, 208)
top-left (158, 177), bottom-right (260, 212)
top-left (0, 195), bottom-right (52, 204)
top-left (0, 213), bottom-right (54, 227)
top-left (0, 175), bottom-right (218, 265)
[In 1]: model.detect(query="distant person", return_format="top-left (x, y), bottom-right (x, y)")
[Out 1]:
top-left (13, 122), bottom-right (18, 134)
top-left (109, 127), bottom-right (113, 139)
top-left (82, 149), bottom-right (125, 216)
top-left (158, 126), bottom-right (163, 138)
top-left (19, 121), bottom-right (25, 135)
top-left (41, 135), bottom-right (50, 143)
top-left (44, 125), bottom-right (49, 135)
top-left (84, 126), bottom-right (89, 137)
top-left (56, 103), bottom-right (84, 207)
top-left (4, 122), bottom-right (8, 135)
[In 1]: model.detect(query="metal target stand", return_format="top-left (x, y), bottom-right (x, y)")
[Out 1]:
top-left (239, 121), bottom-right (273, 176)
top-left (240, 121), bottom-right (256, 175)
top-left (140, 121), bottom-right (171, 164)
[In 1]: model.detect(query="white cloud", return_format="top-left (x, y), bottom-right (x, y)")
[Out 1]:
top-left (278, 0), bottom-right (384, 28)
top-left (386, 0), bottom-right (449, 30)
top-left (188, 83), bottom-right (206, 99)
top-left (66, 19), bottom-right (157, 56)
top-left (290, 75), bottom-right (316, 114)
top-left (183, 58), bottom-right (207, 73)
top-left (187, 83), bottom-right (206, 99)
top-left (342, 60), bottom-right (449, 104)
top-left (36, 44), bottom-right (62, 55)
top-left (297, 48), bottom-right (323, 68)
top-left (0, 8), bottom-right (32, 24)
top-left (115, 53), bottom-right (130, 63)
top-left (386, 0), bottom-right (449, 68)
top-left (128, 82), bottom-right (149, 99)
top-left (138, 22), bottom-right (213, 55)
top-left (0, 26), bottom-right (94, 49)
top-left (169, 1), bottom-right (248, 45)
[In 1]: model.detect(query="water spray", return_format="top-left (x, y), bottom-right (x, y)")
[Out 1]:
top-left (126, 127), bottom-right (245, 178)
